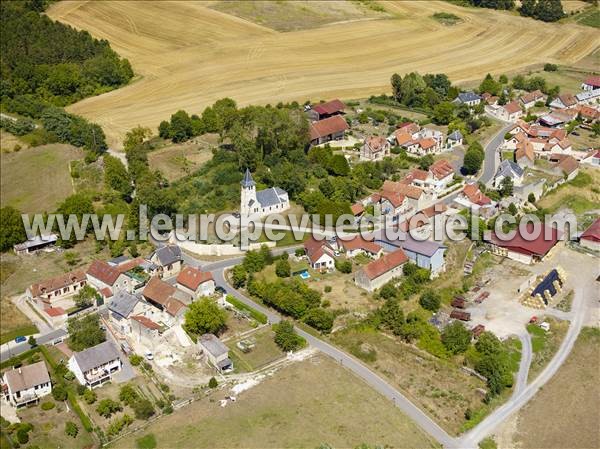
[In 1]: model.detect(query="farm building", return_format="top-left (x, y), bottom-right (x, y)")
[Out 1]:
top-left (375, 234), bottom-right (447, 276)
top-left (485, 223), bottom-right (562, 265)
top-left (307, 99), bottom-right (346, 121)
top-left (579, 217), bottom-right (600, 251)
top-left (581, 75), bottom-right (600, 91)
top-left (309, 115), bottom-right (349, 145)
top-left (354, 248), bottom-right (409, 292)
top-left (13, 234), bottom-right (58, 255)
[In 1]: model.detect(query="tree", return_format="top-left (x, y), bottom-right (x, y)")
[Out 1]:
top-left (275, 258), bottom-right (291, 278)
top-left (399, 72), bottom-right (426, 106)
top-left (499, 177), bottom-right (514, 197)
top-left (273, 320), bottom-right (304, 352)
top-left (123, 126), bottom-right (151, 153)
top-left (419, 290), bottom-right (441, 311)
top-left (391, 73), bottom-right (403, 101)
top-left (0, 206), bottom-right (26, 252)
top-left (433, 101), bottom-right (455, 125)
top-left (96, 399), bottom-right (122, 418)
top-left (119, 384), bottom-right (140, 406)
top-left (543, 63), bottom-right (558, 72)
top-left (462, 147), bottom-right (484, 175)
top-left (208, 377), bottom-right (218, 388)
top-left (379, 299), bottom-right (405, 335)
top-left (441, 322), bottom-right (472, 354)
top-left (169, 110), bottom-right (193, 142)
top-left (184, 298), bottom-right (227, 336)
top-left (335, 259), bottom-right (352, 274)
top-left (520, 0), bottom-right (537, 16)
top-left (591, 122), bottom-right (600, 137)
top-left (533, 0), bottom-right (564, 22)
top-left (231, 264), bottom-right (247, 288)
top-left (74, 285), bottom-right (98, 309)
top-left (132, 399), bottom-right (155, 420)
top-left (419, 154), bottom-right (435, 170)
top-left (327, 154), bottom-right (350, 176)
top-left (67, 313), bottom-right (105, 351)
top-left (52, 384), bottom-right (68, 401)
top-left (158, 121), bottom-right (170, 138)
top-left (83, 389), bottom-right (97, 404)
top-left (528, 192), bottom-right (536, 203)
top-left (303, 308), bottom-right (335, 333)
top-left (65, 421), bottom-right (78, 438)
top-left (479, 73), bottom-right (501, 96)
top-left (28, 336), bottom-right (37, 347)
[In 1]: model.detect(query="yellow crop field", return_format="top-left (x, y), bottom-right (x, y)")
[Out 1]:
top-left (47, 0), bottom-right (600, 148)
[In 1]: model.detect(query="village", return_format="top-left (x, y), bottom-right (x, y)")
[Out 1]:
top-left (1, 21), bottom-right (599, 449)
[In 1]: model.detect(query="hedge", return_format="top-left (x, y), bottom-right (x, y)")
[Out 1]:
top-left (225, 295), bottom-right (268, 324)
top-left (67, 389), bottom-right (93, 432)
top-left (0, 347), bottom-right (41, 370)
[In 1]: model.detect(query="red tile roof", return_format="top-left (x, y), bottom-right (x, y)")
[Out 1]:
top-left (87, 260), bottom-right (121, 286)
top-left (583, 76), bottom-right (600, 88)
top-left (304, 236), bottom-right (334, 265)
top-left (429, 159), bottom-right (454, 180)
top-left (515, 141), bottom-right (534, 163)
top-left (520, 90), bottom-right (545, 104)
top-left (365, 135), bottom-right (388, 152)
top-left (504, 101), bottom-right (522, 114)
top-left (131, 315), bottom-right (162, 330)
top-left (396, 122), bottom-right (420, 135)
top-left (176, 266), bottom-right (213, 291)
top-left (312, 99), bottom-right (346, 116)
top-left (115, 257), bottom-right (145, 273)
top-left (554, 155), bottom-right (579, 175)
top-left (418, 137), bottom-right (436, 150)
top-left (361, 249), bottom-right (408, 280)
top-left (142, 277), bottom-right (186, 317)
top-left (394, 131), bottom-right (413, 145)
top-left (556, 93), bottom-right (577, 107)
top-left (309, 116), bottom-right (349, 141)
top-left (381, 180), bottom-right (424, 200)
top-left (581, 217), bottom-right (600, 243)
top-left (351, 203), bottom-right (365, 216)
top-left (100, 287), bottom-right (113, 299)
top-left (339, 236), bottom-right (381, 254)
top-left (30, 270), bottom-right (86, 298)
top-left (487, 223), bottom-right (561, 257)
top-left (462, 184), bottom-right (492, 206)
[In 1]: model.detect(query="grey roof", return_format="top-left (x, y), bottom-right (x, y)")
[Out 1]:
top-left (199, 334), bottom-right (228, 357)
top-left (376, 233), bottom-right (446, 258)
top-left (4, 361), bottom-right (50, 392)
top-left (108, 255), bottom-right (129, 266)
top-left (108, 290), bottom-right (139, 318)
top-left (216, 358), bottom-right (233, 370)
top-left (14, 234), bottom-right (58, 251)
top-left (241, 168), bottom-right (255, 188)
top-left (256, 187), bottom-right (287, 208)
top-left (448, 130), bottom-right (463, 141)
top-left (152, 245), bottom-right (182, 266)
top-left (496, 160), bottom-right (524, 179)
top-left (456, 92), bottom-right (481, 103)
top-left (576, 90), bottom-right (600, 102)
top-left (72, 341), bottom-right (121, 373)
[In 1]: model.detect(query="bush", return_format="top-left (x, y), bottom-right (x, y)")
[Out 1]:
top-left (273, 320), bottom-right (304, 352)
top-left (324, 285), bottom-right (332, 293)
top-left (132, 399), bottom-right (155, 420)
top-left (107, 414), bottom-right (133, 437)
top-left (65, 421), bottom-right (78, 438)
top-left (335, 259), bottom-right (352, 273)
top-left (16, 427), bottom-right (29, 444)
top-left (96, 398), bottom-right (122, 418)
top-left (419, 290), bottom-right (441, 311)
top-left (129, 354), bottom-right (142, 366)
top-left (303, 308), bottom-right (335, 333)
top-left (528, 192), bottom-right (536, 203)
top-left (76, 384), bottom-right (87, 395)
top-left (40, 401), bottom-right (55, 411)
top-left (208, 377), bottom-right (218, 388)
top-left (136, 434), bottom-right (157, 449)
top-left (543, 63), bottom-right (558, 72)
top-left (119, 384), bottom-right (140, 406)
top-left (52, 384), bottom-right (68, 401)
top-left (83, 388), bottom-right (97, 404)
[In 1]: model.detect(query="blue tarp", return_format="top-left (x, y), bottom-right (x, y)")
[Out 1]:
top-left (531, 269), bottom-right (562, 304)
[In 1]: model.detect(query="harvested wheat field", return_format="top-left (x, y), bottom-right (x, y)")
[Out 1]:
top-left (47, 0), bottom-right (600, 148)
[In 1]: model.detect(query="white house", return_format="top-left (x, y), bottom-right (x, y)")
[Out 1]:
top-left (453, 92), bottom-right (482, 107)
top-left (581, 76), bottom-right (600, 91)
top-left (446, 130), bottom-right (463, 148)
top-left (494, 160), bottom-right (524, 188)
top-left (337, 236), bottom-right (383, 259)
top-left (550, 93), bottom-right (577, 109)
top-left (107, 290), bottom-right (142, 335)
top-left (404, 159), bottom-right (455, 197)
top-left (354, 248), bottom-right (409, 292)
top-left (198, 334), bottom-right (232, 372)
top-left (148, 245), bottom-right (183, 278)
top-left (519, 90), bottom-right (547, 110)
top-left (497, 101), bottom-right (523, 122)
top-left (2, 361), bottom-right (52, 407)
top-left (86, 260), bottom-right (135, 295)
top-left (176, 266), bottom-right (215, 297)
top-left (68, 341), bottom-right (123, 389)
top-left (304, 236), bottom-right (336, 271)
top-left (240, 169), bottom-right (290, 218)
top-left (575, 89), bottom-right (600, 106)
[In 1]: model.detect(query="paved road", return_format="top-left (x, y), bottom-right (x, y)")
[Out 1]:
top-left (0, 329), bottom-right (67, 363)
top-left (514, 332), bottom-right (532, 396)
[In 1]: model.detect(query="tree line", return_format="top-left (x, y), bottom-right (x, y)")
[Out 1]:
top-left (453, 0), bottom-right (565, 22)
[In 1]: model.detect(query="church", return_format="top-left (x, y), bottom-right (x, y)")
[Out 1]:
top-left (240, 169), bottom-right (290, 218)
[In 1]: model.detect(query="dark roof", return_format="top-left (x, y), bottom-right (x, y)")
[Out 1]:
top-left (448, 130), bottom-right (463, 141)
top-left (256, 187), bottom-right (288, 208)
top-left (151, 245), bottom-right (182, 266)
top-left (309, 116), bottom-right (349, 141)
top-left (532, 269), bottom-right (561, 300)
top-left (456, 92), bottom-right (481, 103)
top-left (72, 341), bottom-right (120, 373)
top-left (375, 234), bottom-right (446, 258)
top-left (14, 234), bottom-right (58, 251)
top-left (108, 255), bottom-right (129, 266)
top-left (496, 160), bottom-right (524, 179)
top-left (581, 217), bottom-right (600, 243)
top-left (241, 168), bottom-right (255, 188)
top-left (199, 333), bottom-right (229, 357)
top-left (108, 290), bottom-right (140, 318)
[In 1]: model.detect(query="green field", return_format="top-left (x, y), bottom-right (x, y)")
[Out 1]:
top-left (0, 144), bottom-right (83, 214)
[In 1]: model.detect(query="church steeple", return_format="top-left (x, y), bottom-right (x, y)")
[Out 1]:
top-left (241, 168), bottom-right (255, 188)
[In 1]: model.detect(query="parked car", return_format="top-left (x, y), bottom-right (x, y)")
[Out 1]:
top-left (145, 351), bottom-right (154, 361)
top-left (215, 286), bottom-right (226, 295)
top-left (14, 336), bottom-right (26, 343)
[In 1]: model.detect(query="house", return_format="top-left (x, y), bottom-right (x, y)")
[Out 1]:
top-left (497, 101), bottom-right (523, 122)
top-left (130, 315), bottom-right (162, 346)
top-left (575, 89), bottom-right (600, 106)
top-left (68, 341), bottom-right (122, 388)
top-left (404, 159), bottom-right (455, 197)
top-left (309, 115), bottom-right (349, 145)
top-left (455, 183), bottom-right (496, 217)
top-left (361, 136), bottom-right (390, 161)
top-left (446, 130), bottom-right (463, 148)
top-left (543, 139), bottom-right (572, 155)
top-left (240, 168), bottom-right (290, 218)
top-left (396, 128), bottom-right (444, 155)
top-left (573, 104), bottom-right (600, 122)
top-left (176, 266), bottom-right (215, 297)
top-left (149, 244), bottom-right (183, 278)
top-left (86, 260), bottom-right (135, 295)
top-left (142, 277), bottom-right (187, 322)
top-left (198, 334), bottom-right (232, 372)
top-left (2, 361), bottom-right (52, 407)
top-left (550, 93), bottom-right (577, 109)
top-left (354, 248), bottom-right (409, 292)
top-left (337, 236), bottom-right (383, 259)
top-left (396, 122), bottom-right (421, 136)
top-left (381, 236), bottom-right (447, 277)
top-left (551, 155), bottom-right (579, 180)
top-left (397, 203), bottom-right (448, 237)
top-left (307, 99), bottom-right (346, 121)
top-left (13, 234), bottom-right (58, 255)
top-left (485, 223), bottom-right (561, 264)
top-left (370, 190), bottom-right (410, 220)
top-left (519, 90), bottom-right (547, 109)
top-left (107, 290), bottom-right (141, 335)
top-left (581, 75), bottom-right (600, 92)
top-left (515, 141), bottom-right (535, 168)
top-left (581, 149), bottom-right (600, 167)
top-left (350, 202), bottom-right (365, 219)
top-left (481, 92), bottom-right (499, 106)
top-left (453, 92), bottom-right (481, 107)
top-left (304, 236), bottom-right (336, 271)
top-left (579, 217), bottom-right (600, 251)
top-left (494, 160), bottom-right (524, 188)
top-left (27, 270), bottom-right (87, 307)
top-left (43, 306), bottom-right (68, 328)
top-left (109, 256), bottom-right (158, 277)
top-left (385, 181), bottom-right (431, 211)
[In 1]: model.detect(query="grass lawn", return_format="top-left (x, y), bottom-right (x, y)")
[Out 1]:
top-left (70, 159), bottom-right (104, 194)
top-left (330, 327), bottom-right (486, 435)
top-left (0, 144), bottom-right (83, 214)
top-left (148, 140), bottom-right (214, 182)
top-left (226, 326), bottom-right (284, 373)
top-left (575, 6), bottom-right (600, 28)
top-left (0, 300), bottom-right (38, 344)
top-left (113, 354), bottom-right (439, 449)
top-left (513, 327), bottom-right (600, 449)
top-left (526, 317), bottom-right (569, 382)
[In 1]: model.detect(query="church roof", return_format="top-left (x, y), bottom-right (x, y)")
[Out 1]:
top-left (256, 187), bottom-right (287, 208)
top-left (241, 168), bottom-right (255, 187)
